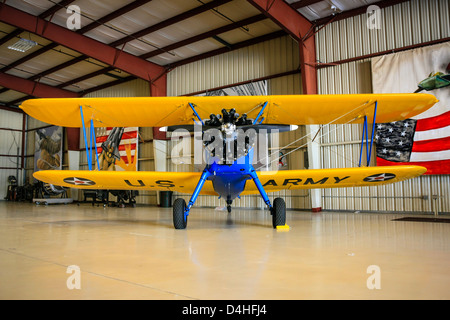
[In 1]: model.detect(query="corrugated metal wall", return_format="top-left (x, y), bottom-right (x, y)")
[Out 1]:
top-left (0, 110), bottom-right (23, 200)
top-left (168, 35), bottom-right (300, 96)
top-left (167, 35), bottom-right (310, 209)
top-left (316, 0), bottom-right (449, 213)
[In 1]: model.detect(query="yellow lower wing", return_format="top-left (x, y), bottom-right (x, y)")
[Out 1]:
top-left (241, 166), bottom-right (426, 194)
top-left (34, 166), bottom-right (426, 195)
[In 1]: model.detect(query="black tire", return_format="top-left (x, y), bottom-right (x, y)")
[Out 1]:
top-left (272, 198), bottom-right (286, 228)
top-left (173, 198), bottom-right (187, 229)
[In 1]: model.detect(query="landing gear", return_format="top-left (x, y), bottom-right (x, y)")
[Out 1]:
top-left (226, 199), bottom-right (232, 213)
top-left (249, 169), bottom-right (287, 228)
top-left (172, 168), bottom-right (211, 229)
top-left (173, 198), bottom-right (187, 229)
top-left (271, 198), bottom-right (286, 229)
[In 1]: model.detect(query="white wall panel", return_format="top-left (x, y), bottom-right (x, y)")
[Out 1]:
top-left (0, 110), bottom-right (23, 200)
top-left (316, 0), bottom-right (449, 213)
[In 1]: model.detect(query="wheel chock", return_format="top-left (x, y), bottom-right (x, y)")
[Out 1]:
top-left (276, 224), bottom-right (290, 231)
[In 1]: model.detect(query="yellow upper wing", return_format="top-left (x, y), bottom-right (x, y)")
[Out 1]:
top-left (34, 165), bottom-right (426, 195)
top-left (20, 94), bottom-right (437, 127)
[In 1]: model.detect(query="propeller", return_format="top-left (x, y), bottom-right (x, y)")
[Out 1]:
top-left (160, 108), bottom-right (298, 133)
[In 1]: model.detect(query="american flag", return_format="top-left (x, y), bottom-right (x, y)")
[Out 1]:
top-left (372, 42), bottom-right (449, 175)
top-left (376, 110), bottom-right (450, 174)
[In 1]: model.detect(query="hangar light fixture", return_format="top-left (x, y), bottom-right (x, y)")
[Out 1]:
top-left (8, 38), bottom-right (38, 52)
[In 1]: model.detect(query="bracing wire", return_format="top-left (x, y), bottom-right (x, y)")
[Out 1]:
top-left (260, 100), bottom-right (374, 167)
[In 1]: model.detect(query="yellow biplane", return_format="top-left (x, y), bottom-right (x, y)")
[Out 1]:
top-left (20, 94), bottom-right (438, 229)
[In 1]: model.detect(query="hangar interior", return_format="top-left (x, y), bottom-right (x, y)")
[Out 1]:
top-left (0, 0), bottom-right (449, 300)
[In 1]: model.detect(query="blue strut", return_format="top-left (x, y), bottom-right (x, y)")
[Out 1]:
top-left (80, 106), bottom-right (92, 171)
top-left (184, 169), bottom-right (211, 220)
top-left (249, 169), bottom-right (272, 210)
top-left (182, 163), bottom-right (273, 219)
top-left (253, 101), bottom-right (268, 125)
top-left (358, 101), bottom-right (378, 167)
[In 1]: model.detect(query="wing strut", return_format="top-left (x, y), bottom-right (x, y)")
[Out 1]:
top-left (79, 105), bottom-right (100, 171)
top-left (359, 101), bottom-right (378, 167)
top-left (188, 102), bottom-right (204, 125)
top-left (253, 101), bottom-right (268, 124)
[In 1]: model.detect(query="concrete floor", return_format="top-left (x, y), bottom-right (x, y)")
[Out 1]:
top-left (0, 201), bottom-right (449, 300)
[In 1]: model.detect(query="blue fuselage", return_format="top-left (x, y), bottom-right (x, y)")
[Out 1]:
top-left (205, 149), bottom-right (255, 202)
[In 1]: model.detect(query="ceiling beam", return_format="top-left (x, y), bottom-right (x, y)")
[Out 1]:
top-left (0, 29), bottom-right (22, 47)
top-left (0, 0), bottom-right (153, 74)
top-left (247, 0), bottom-right (317, 94)
top-left (247, 0), bottom-right (312, 42)
top-left (76, 30), bottom-right (289, 95)
top-left (141, 14), bottom-right (266, 59)
top-left (0, 0), bottom-right (233, 93)
top-left (0, 71), bottom-right (79, 98)
top-left (108, 0), bottom-right (234, 47)
top-left (57, 66), bottom-right (115, 90)
top-left (0, 0), bottom-right (75, 47)
top-left (56, 12), bottom-right (268, 90)
top-left (78, 0), bottom-right (154, 34)
top-left (0, 3), bottom-right (164, 82)
top-left (0, 1), bottom-right (154, 97)
top-left (60, 0), bottom-right (235, 87)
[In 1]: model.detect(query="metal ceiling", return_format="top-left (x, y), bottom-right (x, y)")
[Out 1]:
top-left (0, 0), bottom-right (384, 107)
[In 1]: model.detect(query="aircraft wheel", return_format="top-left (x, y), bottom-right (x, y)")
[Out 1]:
top-left (272, 198), bottom-right (286, 229)
top-left (173, 198), bottom-right (187, 229)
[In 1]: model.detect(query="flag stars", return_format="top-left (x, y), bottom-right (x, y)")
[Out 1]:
top-left (375, 119), bottom-right (416, 163)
